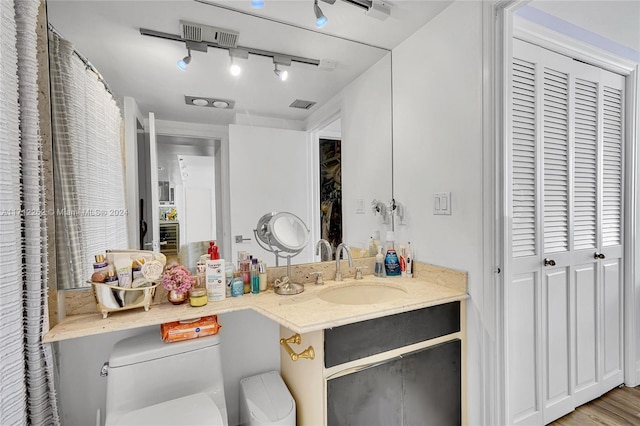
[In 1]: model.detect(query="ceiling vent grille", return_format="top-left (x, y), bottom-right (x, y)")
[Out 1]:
top-left (180, 20), bottom-right (239, 48)
top-left (180, 22), bottom-right (202, 42)
top-left (289, 99), bottom-right (317, 110)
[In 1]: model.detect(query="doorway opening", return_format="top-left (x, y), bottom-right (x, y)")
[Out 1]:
top-left (319, 137), bottom-right (342, 252)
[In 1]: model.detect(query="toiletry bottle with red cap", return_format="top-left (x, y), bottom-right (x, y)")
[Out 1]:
top-left (206, 241), bottom-right (226, 301)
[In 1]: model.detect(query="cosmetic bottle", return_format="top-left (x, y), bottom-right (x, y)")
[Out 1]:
top-left (258, 261), bottom-right (267, 291)
top-left (384, 231), bottom-right (401, 276)
top-left (240, 257), bottom-right (251, 294)
top-left (231, 271), bottom-right (244, 297)
top-left (225, 263), bottom-right (235, 298)
top-left (250, 258), bottom-right (260, 294)
top-left (374, 247), bottom-right (386, 277)
top-left (405, 241), bottom-right (413, 278)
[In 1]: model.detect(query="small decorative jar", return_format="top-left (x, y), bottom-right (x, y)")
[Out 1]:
top-left (189, 288), bottom-right (208, 307)
top-left (167, 289), bottom-right (188, 305)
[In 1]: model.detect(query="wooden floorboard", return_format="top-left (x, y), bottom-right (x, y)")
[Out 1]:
top-left (550, 385), bottom-right (640, 426)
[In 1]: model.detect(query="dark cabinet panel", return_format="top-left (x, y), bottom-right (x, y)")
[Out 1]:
top-left (324, 302), bottom-right (460, 368)
top-left (403, 339), bottom-right (461, 426)
top-left (327, 357), bottom-right (403, 426)
top-left (327, 340), bottom-right (461, 426)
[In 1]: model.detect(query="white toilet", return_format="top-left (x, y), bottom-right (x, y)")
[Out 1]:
top-left (104, 330), bottom-right (228, 426)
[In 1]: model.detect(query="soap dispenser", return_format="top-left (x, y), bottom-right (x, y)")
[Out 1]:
top-left (384, 231), bottom-right (401, 276)
top-left (374, 247), bottom-right (385, 277)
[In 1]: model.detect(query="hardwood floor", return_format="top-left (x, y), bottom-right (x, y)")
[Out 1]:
top-left (550, 385), bottom-right (640, 425)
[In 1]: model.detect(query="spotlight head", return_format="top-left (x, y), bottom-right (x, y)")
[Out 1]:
top-left (230, 63), bottom-right (242, 76)
top-left (274, 65), bottom-right (288, 81)
top-left (315, 15), bottom-right (327, 28)
top-left (251, 0), bottom-right (264, 8)
top-left (314, 0), bottom-right (328, 28)
top-left (177, 50), bottom-right (192, 71)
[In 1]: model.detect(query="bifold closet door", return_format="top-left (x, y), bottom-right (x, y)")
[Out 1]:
top-left (507, 39), bottom-right (624, 425)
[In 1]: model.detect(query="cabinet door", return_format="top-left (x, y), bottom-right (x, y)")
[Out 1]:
top-left (327, 340), bottom-right (461, 426)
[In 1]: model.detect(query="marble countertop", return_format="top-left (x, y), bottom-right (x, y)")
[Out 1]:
top-left (43, 274), bottom-right (468, 343)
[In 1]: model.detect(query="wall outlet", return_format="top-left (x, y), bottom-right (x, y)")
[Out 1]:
top-left (433, 192), bottom-right (452, 215)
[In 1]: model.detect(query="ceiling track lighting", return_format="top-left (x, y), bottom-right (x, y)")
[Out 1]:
top-left (140, 27), bottom-right (322, 81)
top-left (177, 48), bottom-right (192, 70)
top-left (314, 0), bottom-right (328, 28)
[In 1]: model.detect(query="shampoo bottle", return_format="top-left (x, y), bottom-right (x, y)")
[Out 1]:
top-left (384, 231), bottom-right (401, 276)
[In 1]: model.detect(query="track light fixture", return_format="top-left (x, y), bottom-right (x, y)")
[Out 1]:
top-left (177, 48), bottom-right (192, 70)
top-left (273, 64), bottom-right (288, 81)
top-left (273, 56), bottom-right (291, 81)
top-left (314, 0), bottom-right (327, 28)
top-left (228, 48), bottom-right (249, 77)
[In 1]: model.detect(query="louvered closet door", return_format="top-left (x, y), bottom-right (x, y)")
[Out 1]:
top-left (507, 39), bottom-right (625, 426)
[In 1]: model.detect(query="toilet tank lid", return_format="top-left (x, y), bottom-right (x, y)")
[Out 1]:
top-left (109, 329), bottom-right (221, 368)
top-left (241, 371), bottom-right (295, 422)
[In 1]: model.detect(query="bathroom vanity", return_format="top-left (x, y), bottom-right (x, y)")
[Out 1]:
top-left (44, 262), bottom-right (467, 425)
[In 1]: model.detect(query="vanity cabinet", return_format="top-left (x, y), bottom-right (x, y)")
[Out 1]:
top-left (280, 301), bottom-right (465, 426)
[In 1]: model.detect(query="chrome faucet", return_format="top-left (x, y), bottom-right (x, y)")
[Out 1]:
top-left (315, 239), bottom-right (333, 261)
top-left (334, 243), bottom-right (354, 282)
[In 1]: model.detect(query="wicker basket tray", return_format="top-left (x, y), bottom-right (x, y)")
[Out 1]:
top-left (90, 281), bottom-right (159, 319)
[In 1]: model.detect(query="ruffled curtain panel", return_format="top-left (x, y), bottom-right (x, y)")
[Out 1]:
top-left (0, 0), bottom-right (60, 424)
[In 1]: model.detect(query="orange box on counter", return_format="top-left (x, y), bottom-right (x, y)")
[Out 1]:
top-left (161, 315), bottom-right (221, 343)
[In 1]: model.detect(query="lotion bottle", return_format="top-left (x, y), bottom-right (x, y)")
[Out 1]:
top-left (206, 243), bottom-right (226, 301)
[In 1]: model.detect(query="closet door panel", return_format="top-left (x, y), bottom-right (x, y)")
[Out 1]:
top-left (573, 263), bottom-right (599, 406)
top-left (507, 273), bottom-right (541, 425)
top-left (602, 258), bottom-right (623, 384)
top-left (542, 267), bottom-right (572, 424)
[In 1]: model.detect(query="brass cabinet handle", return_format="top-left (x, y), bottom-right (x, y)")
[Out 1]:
top-left (280, 333), bottom-right (315, 361)
top-left (543, 258), bottom-right (556, 267)
top-left (594, 252), bottom-right (606, 259)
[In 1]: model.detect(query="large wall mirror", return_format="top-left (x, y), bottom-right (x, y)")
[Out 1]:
top-left (48, 0), bottom-right (394, 289)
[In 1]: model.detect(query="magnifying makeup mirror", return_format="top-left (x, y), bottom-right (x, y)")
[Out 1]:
top-left (254, 212), bottom-right (310, 295)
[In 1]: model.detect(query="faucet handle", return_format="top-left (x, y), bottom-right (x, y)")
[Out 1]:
top-left (355, 266), bottom-right (368, 280)
top-left (311, 271), bottom-right (324, 285)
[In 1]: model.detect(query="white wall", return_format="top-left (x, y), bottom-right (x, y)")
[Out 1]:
top-left (55, 311), bottom-right (279, 426)
top-left (341, 54), bottom-right (393, 249)
top-left (307, 54), bottom-right (394, 251)
top-left (391, 1), bottom-right (484, 424)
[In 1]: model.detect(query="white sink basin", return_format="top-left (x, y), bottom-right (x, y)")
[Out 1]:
top-left (318, 282), bottom-right (407, 305)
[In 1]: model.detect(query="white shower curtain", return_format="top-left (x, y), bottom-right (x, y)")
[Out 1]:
top-left (48, 29), bottom-right (128, 290)
top-left (0, 0), bottom-right (60, 424)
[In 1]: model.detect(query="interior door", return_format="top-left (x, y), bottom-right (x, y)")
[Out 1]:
top-left (227, 124), bottom-right (314, 267)
top-left (147, 112), bottom-right (160, 252)
top-left (507, 39), bottom-right (625, 425)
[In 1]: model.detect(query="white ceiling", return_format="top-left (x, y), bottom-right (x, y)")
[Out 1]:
top-left (47, 1), bottom-right (640, 128)
top-left (47, 0), bottom-right (452, 126)
top-left (528, 1), bottom-right (640, 53)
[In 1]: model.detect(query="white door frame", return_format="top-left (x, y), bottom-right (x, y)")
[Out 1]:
top-left (484, 1), bottom-right (640, 423)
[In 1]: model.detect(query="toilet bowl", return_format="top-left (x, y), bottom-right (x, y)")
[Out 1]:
top-left (240, 371), bottom-right (295, 426)
top-left (104, 329), bottom-right (228, 426)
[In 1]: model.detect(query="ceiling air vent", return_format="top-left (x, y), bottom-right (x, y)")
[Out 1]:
top-left (180, 20), bottom-right (239, 47)
top-left (289, 99), bottom-right (317, 110)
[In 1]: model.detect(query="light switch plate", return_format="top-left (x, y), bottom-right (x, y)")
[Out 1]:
top-left (356, 198), bottom-right (365, 214)
top-left (434, 192), bottom-right (452, 215)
